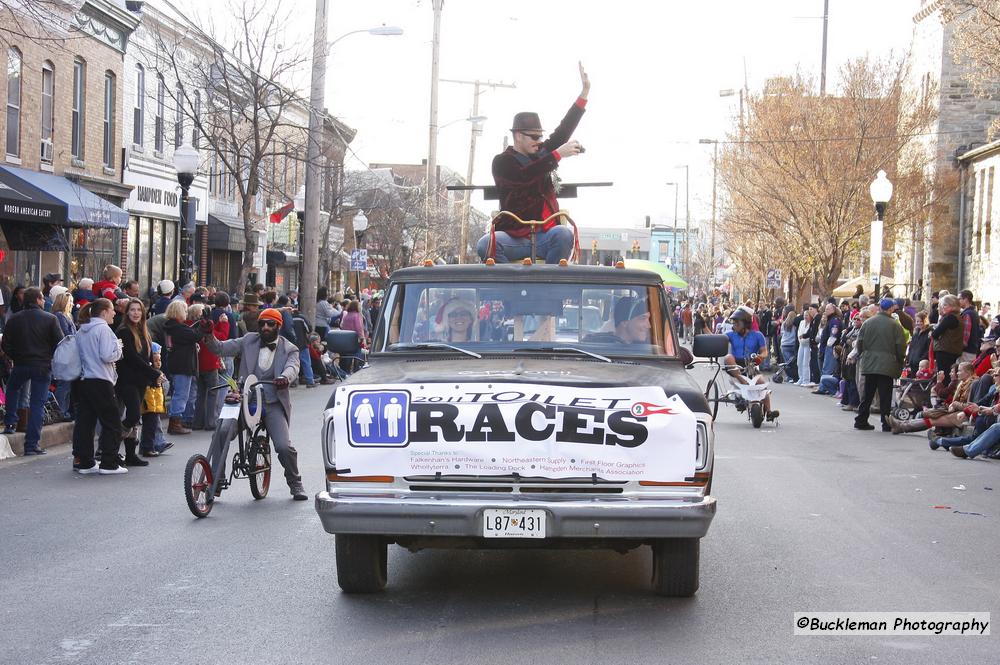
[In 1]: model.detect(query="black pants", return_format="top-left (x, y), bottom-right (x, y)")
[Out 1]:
top-left (115, 382), bottom-right (143, 434)
top-left (72, 379), bottom-right (124, 467)
top-left (856, 373), bottom-right (894, 428)
top-left (935, 351), bottom-right (959, 379)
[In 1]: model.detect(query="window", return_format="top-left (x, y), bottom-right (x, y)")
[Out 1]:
top-left (192, 91), bottom-right (200, 148)
top-left (174, 84), bottom-right (184, 148)
top-left (154, 74), bottom-right (165, 152)
top-left (6, 47), bottom-right (22, 157)
top-left (102, 72), bottom-right (115, 168)
top-left (71, 59), bottom-right (85, 159)
top-left (40, 61), bottom-right (54, 162)
top-left (208, 150), bottom-right (217, 194)
top-left (133, 64), bottom-right (144, 145)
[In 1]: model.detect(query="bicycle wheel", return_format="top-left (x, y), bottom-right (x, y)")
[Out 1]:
top-left (704, 378), bottom-right (720, 420)
top-left (248, 431), bottom-right (271, 500)
top-left (750, 402), bottom-right (764, 429)
top-left (184, 454), bottom-right (214, 518)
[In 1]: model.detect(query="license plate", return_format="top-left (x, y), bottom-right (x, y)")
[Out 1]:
top-left (482, 509), bottom-right (546, 539)
top-left (219, 403), bottom-right (240, 420)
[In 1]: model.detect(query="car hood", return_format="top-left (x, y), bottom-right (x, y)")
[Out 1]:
top-left (346, 355), bottom-right (711, 415)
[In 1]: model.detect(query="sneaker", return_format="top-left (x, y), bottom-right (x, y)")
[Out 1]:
top-left (854, 422), bottom-right (875, 431)
top-left (76, 462), bottom-right (100, 475)
top-left (2, 424), bottom-right (16, 435)
top-left (929, 438), bottom-right (941, 451)
top-left (140, 449), bottom-right (160, 457)
top-left (289, 481), bottom-right (308, 501)
top-left (156, 442), bottom-right (174, 454)
top-left (802, 382), bottom-right (818, 388)
top-left (98, 466), bottom-right (128, 475)
top-left (22, 447), bottom-right (47, 456)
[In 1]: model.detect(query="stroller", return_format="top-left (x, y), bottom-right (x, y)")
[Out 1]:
top-left (889, 377), bottom-right (934, 420)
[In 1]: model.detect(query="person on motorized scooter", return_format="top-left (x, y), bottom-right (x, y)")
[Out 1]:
top-left (203, 307), bottom-right (308, 501)
top-left (477, 62), bottom-right (590, 264)
top-left (725, 307), bottom-right (779, 421)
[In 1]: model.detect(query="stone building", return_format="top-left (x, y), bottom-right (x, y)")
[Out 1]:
top-left (957, 140), bottom-right (1000, 308)
top-left (903, 0), bottom-right (1000, 298)
top-left (0, 0), bottom-right (138, 290)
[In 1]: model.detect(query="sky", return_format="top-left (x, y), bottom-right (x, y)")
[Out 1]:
top-left (165, 0), bottom-right (921, 230)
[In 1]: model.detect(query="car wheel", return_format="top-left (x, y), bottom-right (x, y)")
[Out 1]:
top-left (651, 537), bottom-right (699, 597)
top-left (335, 534), bottom-right (388, 593)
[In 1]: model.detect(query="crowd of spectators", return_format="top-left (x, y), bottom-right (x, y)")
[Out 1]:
top-left (0, 267), bottom-right (383, 469)
top-left (674, 287), bottom-right (1000, 460)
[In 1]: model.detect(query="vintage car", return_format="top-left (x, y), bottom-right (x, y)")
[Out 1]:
top-left (315, 263), bottom-right (726, 596)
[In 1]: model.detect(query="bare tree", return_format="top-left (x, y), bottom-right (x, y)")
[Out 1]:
top-left (0, 0), bottom-right (79, 50)
top-left (718, 57), bottom-right (942, 301)
top-left (149, 0), bottom-right (310, 292)
top-left (942, 0), bottom-right (1000, 137)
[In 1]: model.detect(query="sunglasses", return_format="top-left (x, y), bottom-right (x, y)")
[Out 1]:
top-left (259, 319), bottom-right (279, 328)
top-left (520, 132), bottom-right (544, 141)
top-left (448, 310), bottom-right (472, 319)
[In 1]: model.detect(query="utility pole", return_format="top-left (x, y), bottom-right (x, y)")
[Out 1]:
top-left (683, 165), bottom-right (690, 280)
top-left (441, 77), bottom-right (516, 263)
top-left (709, 142), bottom-right (718, 286)
top-left (301, 0), bottom-right (327, 326)
top-left (820, 0), bottom-right (829, 96)
top-left (426, 0), bottom-right (444, 244)
top-left (666, 182), bottom-right (678, 268)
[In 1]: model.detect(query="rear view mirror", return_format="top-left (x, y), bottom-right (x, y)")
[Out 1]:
top-left (326, 330), bottom-right (361, 355)
top-left (692, 334), bottom-right (729, 359)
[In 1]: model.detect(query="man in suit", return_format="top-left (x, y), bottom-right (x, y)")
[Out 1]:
top-left (204, 307), bottom-right (307, 500)
top-left (476, 62), bottom-right (590, 264)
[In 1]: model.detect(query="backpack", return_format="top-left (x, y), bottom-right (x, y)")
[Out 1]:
top-left (52, 335), bottom-right (83, 381)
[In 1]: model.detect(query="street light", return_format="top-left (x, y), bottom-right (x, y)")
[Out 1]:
top-left (665, 181), bottom-right (679, 268)
top-left (868, 170), bottom-right (893, 298)
top-left (173, 142), bottom-right (200, 286)
top-left (328, 25), bottom-right (404, 51)
top-left (352, 209), bottom-right (369, 295)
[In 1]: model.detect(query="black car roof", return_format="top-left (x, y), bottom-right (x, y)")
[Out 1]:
top-left (388, 263), bottom-right (664, 287)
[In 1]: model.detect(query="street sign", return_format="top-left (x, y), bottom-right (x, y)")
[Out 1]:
top-left (765, 268), bottom-right (782, 289)
top-left (350, 248), bottom-right (368, 272)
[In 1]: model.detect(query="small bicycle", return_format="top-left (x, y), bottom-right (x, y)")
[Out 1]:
top-left (183, 375), bottom-right (273, 518)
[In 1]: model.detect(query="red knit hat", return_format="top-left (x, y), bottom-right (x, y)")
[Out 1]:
top-left (258, 308), bottom-right (284, 326)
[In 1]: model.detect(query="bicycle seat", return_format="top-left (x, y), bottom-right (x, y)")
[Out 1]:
top-left (224, 391), bottom-right (242, 405)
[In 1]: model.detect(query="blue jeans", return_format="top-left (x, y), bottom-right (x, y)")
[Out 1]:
top-left (476, 225), bottom-right (574, 263)
top-left (821, 345), bottom-right (838, 375)
top-left (962, 422), bottom-right (1000, 458)
top-left (54, 379), bottom-right (72, 418)
top-left (780, 343), bottom-right (798, 382)
top-left (4, 365), bottom-right (51, 450)
top-left (817, 374), bottom-right (839, 395)
top-left (169, 373), bottom-right (195, 418)
top-left (299, 347), bottom-right (315, 385)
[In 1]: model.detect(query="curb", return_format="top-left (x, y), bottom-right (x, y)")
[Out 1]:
top-left (0, 421), bottom-right (75, 459)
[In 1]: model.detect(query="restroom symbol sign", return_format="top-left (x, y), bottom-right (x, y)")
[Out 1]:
top-left (347, 390), bottom-right (410, 447)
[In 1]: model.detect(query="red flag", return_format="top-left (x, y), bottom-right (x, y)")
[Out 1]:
top-left (269, 201), bottom-right (294, 224)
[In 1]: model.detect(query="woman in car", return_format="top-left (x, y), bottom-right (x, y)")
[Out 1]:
top-left (435, 298), bottom-right (477, 343)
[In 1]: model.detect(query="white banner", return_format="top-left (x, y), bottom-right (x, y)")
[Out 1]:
top-left (331, 383), bottom-right (698, 481)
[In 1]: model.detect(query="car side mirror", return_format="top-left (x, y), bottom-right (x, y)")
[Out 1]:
top-left (693, 333), bottom-right (729, 359)
top-left (325, 329), bottom-right (361, 355)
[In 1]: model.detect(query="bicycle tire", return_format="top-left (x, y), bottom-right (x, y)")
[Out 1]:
top-left (750, 402), bottom-right (764, 429)
top-left (704, 378), bottom-right (720, 420)
top-left (248, 432), bottom-right (271, 500)
top-left (184, 454), bottom-right (214, 518)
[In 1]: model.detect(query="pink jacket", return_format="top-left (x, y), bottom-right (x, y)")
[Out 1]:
top-left (341, 311), bottom-right (366, 342)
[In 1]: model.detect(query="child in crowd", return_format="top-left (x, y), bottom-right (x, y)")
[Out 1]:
top-left (915, 359), bottom-right (933, 380)
top-left (139, 343), bottom-right (173, 457)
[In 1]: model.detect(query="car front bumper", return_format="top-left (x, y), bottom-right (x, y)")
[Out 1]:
top-left (315, 490), bottom-right (716, 540)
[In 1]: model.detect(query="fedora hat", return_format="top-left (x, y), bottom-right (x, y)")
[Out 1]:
top-left (511, 112), bottom-right (544, 133)
top-left (241, 292), bottom-right (261, 307)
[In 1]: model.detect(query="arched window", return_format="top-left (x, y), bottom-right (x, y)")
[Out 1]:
top-left (155, 73), bottom-right (165, 152)
top-left (71, 58), bottom-right (86, 159)
top-left (103, 71), bottom-right (115, 168)
top-left (40, 60), bottom-right (54, 162)
top-left (133, 63), bottom-right (144, 146)
top-left (6, 47), bottom-right (22, 157)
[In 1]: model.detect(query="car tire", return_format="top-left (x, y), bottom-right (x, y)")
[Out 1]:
top-left (651, 537), bottom-right (699, 597)
top-left (335, 534), bottom-right (388, 593)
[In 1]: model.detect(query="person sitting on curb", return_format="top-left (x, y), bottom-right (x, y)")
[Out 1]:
top-left (930, 369), bottom-right (1000, 456)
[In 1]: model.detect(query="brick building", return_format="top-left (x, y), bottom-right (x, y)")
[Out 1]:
top-left (0, 0), bottom-right (138, 291)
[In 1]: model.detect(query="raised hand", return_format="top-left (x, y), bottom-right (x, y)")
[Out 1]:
top-left (579, 61), bottom-right (590, 99)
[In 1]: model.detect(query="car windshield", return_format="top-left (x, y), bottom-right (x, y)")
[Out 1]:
top-left (376, 281), bottom-right (678, 357)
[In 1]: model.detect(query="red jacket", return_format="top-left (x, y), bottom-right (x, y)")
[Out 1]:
top-left (92, 279), bottom-right (119, 300)
top-left (491, 98), bottom-right (586, 238)
top-left (197, 315), bottom-right (230, 372)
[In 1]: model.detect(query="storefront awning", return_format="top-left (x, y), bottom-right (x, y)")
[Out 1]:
top-left (267, 249), bottom-right (298, 265)
top-left (0, 165), bottom-right (128, 228)
top-left (207, 213), bottom-right (246, 252)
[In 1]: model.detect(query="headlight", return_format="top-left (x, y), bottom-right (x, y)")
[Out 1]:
top-left (695, 420), bottom-right (710, 471)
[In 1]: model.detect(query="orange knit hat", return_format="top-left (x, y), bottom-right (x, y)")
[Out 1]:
top-left (258, 308), bottom-right (284, 326)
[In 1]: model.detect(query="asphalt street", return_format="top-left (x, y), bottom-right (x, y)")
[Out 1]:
top-left (1, 372), bottom-right (998, 665)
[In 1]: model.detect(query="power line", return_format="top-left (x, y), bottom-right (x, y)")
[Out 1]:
top-left (671, 127), bottom-right (982, 147)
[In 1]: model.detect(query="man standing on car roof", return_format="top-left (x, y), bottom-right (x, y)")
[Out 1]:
top-left (477, 62), bottom-right (590, 264)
